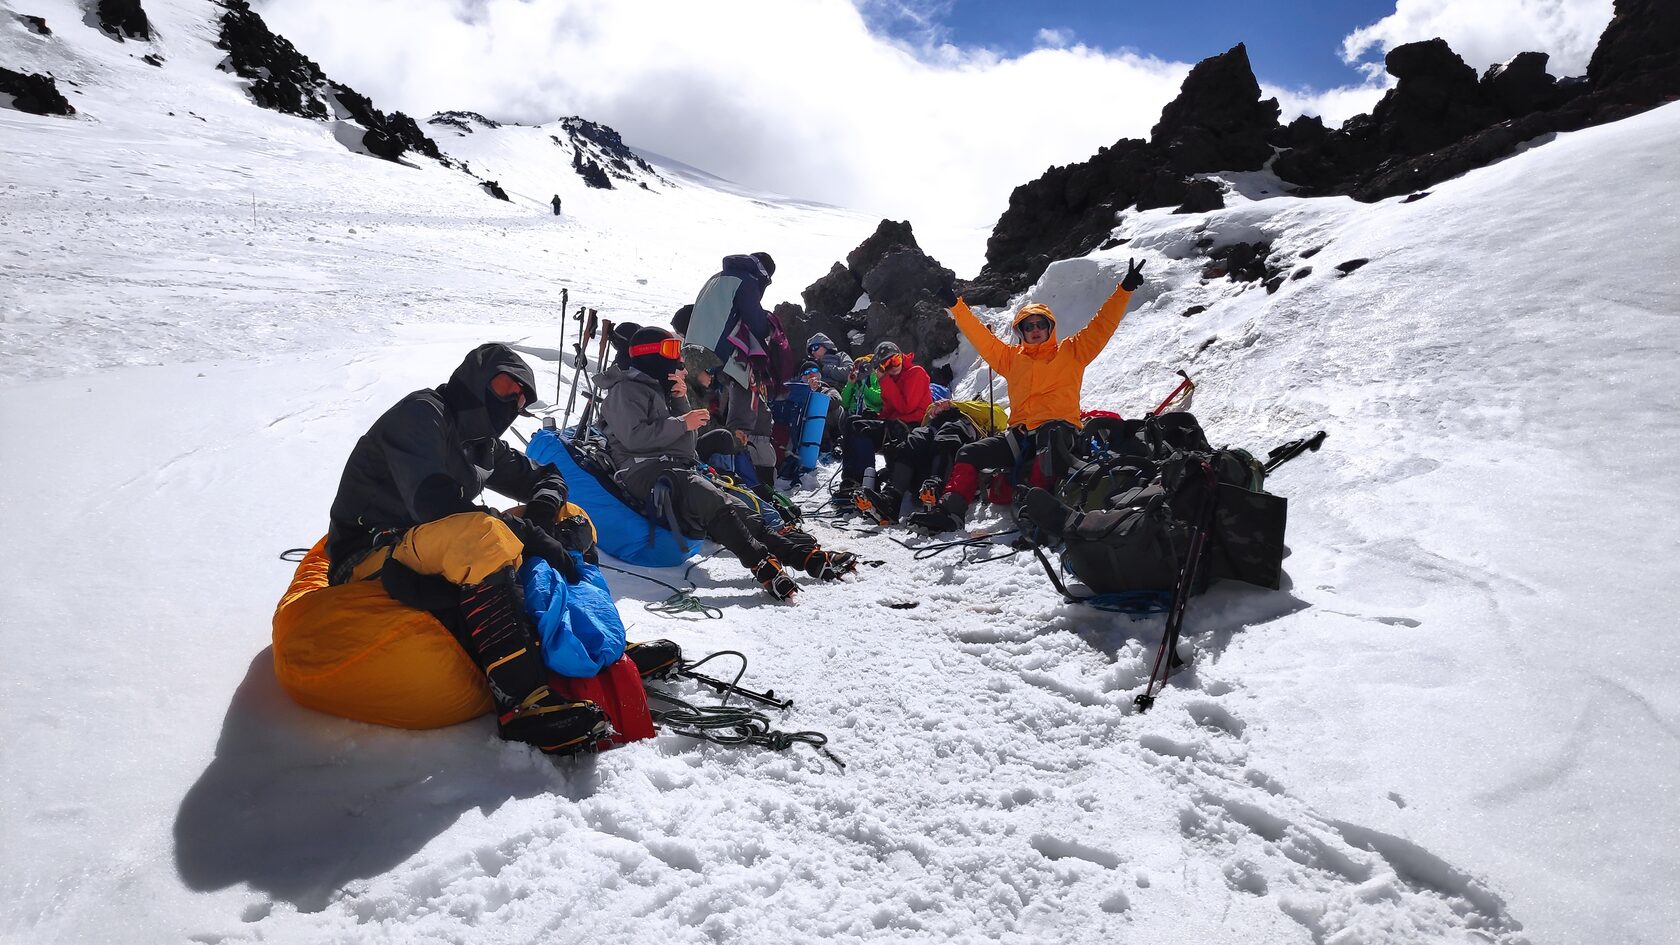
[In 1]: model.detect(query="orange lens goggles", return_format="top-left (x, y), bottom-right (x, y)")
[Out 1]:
top-left (630, 337), bottom-right (683, 360)
top-left (882, 354), bottom-right (904, 371)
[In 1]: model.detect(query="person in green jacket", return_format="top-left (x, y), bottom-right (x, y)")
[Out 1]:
top-left (839, 353), bottom-right (883, 417)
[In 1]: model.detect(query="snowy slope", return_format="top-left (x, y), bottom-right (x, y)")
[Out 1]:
top-left (5, 3), bottom-right (1680, 944)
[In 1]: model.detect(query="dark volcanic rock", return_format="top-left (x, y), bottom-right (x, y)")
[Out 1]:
top-left (1588, 0), bottom-right (1680, 91)
top-left (1174, 179), bottom-right (1225, 214)
top-left (572, 151), bottom-right (612, 189)
top-left (217, 0), bottom-right (329, 119)
top-left (1151, 43), bottom-right (1280, 174)
top-left (1373, 39), bottom-right (1505, 155)
top-left (428, 111), bottom-right (500, 134)
top-left (331, 83), bottom-right (441, 161)
top-left (1481, 52), bottom-right (1560, 116)
top-left (1269, 114), bottom-right (1327, 150)
top-left (968, 44), bottom-right (1279, 304)
top-left (16, 14), bottom-right (51, 35)
top-left (1335, 258), bottom-right (1369, 275)
top-left (216, 1), bottom-right (441, 163)
top-left (96, 0), bottom-right (150, 40)
top-left (0, 67), bottom-right (75, 116)
top-left (559, 116), bottom-right (663, 184)
top-left (792, 220), bottom-right (957, 363)
top-left (481, 180), bottom-right (510, 201)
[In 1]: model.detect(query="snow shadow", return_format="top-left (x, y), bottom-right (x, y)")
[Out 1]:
top-left (1065, 579), bottom-right (1308, 667)
top-left (173, 649), bottom-right (587, 911)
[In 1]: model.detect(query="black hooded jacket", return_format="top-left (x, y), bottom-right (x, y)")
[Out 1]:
top-left (326, 343), bottom-right (566, 568)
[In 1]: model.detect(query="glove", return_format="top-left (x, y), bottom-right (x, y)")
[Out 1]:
top-left (524, 494), bottom-right (562, 529)
top-left (500, 512), bottom-right (584, 583)
top-left (936, 284), bottom-right (958, 308)
top-left (525, 526), bottom-right (583, 583)
top-left (1120, 258), bottom-right (1147, 291)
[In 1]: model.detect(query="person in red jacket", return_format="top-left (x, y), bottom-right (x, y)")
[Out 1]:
top-left (840, 341), bottom-right (932, 522)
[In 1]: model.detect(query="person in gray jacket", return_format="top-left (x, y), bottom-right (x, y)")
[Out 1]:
top-left (598, 326), bottom-right (858, 600)
top-left (805, 332), bottom-right (853, 388)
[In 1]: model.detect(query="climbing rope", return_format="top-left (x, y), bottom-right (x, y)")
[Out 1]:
top-left (646, 650), bottom-right (843, 770)
top-left (597, 555), bottom-right (724, 620)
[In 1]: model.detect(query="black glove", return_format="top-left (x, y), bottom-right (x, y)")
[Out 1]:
top-left (936, 284), bottom-right (959, 308)
top-left (526, 526), bottom-right (583, 583)
top-left (1121, 258), bottom-right (1147, 291)
top-left (524, 494), bottom-right (562, 529)
top-left (500, 513), bottom-right (583, 583)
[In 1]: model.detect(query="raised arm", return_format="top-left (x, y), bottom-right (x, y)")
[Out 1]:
top-left (949, 298), bottom-right (1015, 375)
top-left (1067, 259), bottom-right (1146, 366)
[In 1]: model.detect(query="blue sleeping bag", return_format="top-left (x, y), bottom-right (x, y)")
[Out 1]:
top-left (519, 556), bottom-right (625, 678)
top-left (526, 427), bottom-right (701, 568)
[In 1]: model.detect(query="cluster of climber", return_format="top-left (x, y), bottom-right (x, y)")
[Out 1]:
top-left (274, 250), bottom-right (1156, 756)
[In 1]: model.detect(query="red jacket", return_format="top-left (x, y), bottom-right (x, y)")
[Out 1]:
top-left (878, 356), bottom-right (933, 423)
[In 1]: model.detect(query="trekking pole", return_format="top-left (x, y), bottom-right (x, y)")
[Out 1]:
top-left (1134, 462), bottom-right (1218, 714)
top-left (1262, 430), bottom-right (1328, 475)
top-left (1149, 369), bottom-right (1193, 417)
top-left (561, 308), bottom-right (598, 430)
top-left (577, 317), bottom-right (612, 433)
top-left (987, 367), bottom-right (997, 434)
top-left (555, 287), bottom-right (569, 406)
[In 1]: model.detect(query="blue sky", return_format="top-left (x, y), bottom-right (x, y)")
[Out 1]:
top-left (864, 0), bottom-right (1400, 91)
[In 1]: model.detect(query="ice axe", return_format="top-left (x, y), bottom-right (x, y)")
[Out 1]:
top-left (1262, 429), bottom-right (1328, 474)
top-left (561, 307), bottom-right (598, 431)
top-left (1149, 369), bottom-right (1194, 416)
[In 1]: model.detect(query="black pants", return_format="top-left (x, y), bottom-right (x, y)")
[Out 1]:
top-left (841, 417), bottom-right (911, 482)
top-left (883, 419), bottom-right (977, 494)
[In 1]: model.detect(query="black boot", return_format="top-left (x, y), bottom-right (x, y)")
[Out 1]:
top-left (812, 550), bottom-right (859, 580)
top-left (753, 555), bottom-right (800, 600)
top-left (459, 569), bottom-right (608, 754)
top-left (854, 486), bottom-right (898, 525)
top-left (625, 639), bottom-right (683, 680)
top-left (906, 492), bottom-right (967, 534)
top-left (1018, 487), bottom-right (1074, 545)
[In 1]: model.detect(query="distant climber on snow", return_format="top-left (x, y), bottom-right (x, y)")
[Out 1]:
top-left (910, 258), bottom-right (1147, 533)
top-left (550, 194), bottom-right (562, 216)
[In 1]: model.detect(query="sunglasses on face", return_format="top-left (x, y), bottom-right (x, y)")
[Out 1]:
top-left (630, 337), bottom-right (684, 360)
top-left (1019, 319), bottom-right (1052, 333)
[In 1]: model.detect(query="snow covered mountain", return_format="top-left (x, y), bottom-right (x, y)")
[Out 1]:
top-left (3, 2), bottom-right (1678, 945)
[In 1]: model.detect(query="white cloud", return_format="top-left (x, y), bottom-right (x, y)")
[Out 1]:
top-left (1341, 0), bottom-right (1614, 76)
top-left (1035, 28), bottom-right (1075, 49)
top-left (252, 0), bottom-right (1188, 235)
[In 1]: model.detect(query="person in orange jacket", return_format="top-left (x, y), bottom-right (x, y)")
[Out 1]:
top-left (907, 258), bottom-right (1147, 533)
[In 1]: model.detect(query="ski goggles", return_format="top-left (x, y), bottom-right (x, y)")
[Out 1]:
top-left (1017, 318), bottom-right (1053, 333)
top-left (489, 372), bottom-right (530, 405)
top-left (630, 337), bottom-right (684, 360)
top-left (881, 353), bottom-right (905, 371)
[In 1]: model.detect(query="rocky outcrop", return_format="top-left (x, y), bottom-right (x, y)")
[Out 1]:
top-left (0, 67), bottom-right (75, 116)
top-left (559, 117), bottom-right (663, 184)
top-left (330, 84), bottom-right (440, 161)
top-left (480, 180), bottom-right (510, 201)
top-left (792, 220), bottom-right (957, 363)
top-left (428, 111), bottom-right (500, 134)
top-left (1588, 0), bottom-right (1680, 90)
top-left (15, 14), bottom-right (51, 35)
top-left (1280, 0), bottom-right (1679, 201)
top-left (215, 1), bottom-right (441, 164)
top-left (1151, 44), bottom-right (1280, 174)
top-left (965, 45), bottom-right (1275, 305)
top-left (572, 150), bottom-right (612, 189)
top-left (96, 0), bottom-right (150, 41)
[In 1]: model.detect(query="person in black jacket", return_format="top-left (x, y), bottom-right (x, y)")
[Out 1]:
top-left (325, 343), bottom-right (607, 755)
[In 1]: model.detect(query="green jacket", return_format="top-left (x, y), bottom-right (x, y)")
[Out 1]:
top-left (840, 371), bottom-right (882, 415)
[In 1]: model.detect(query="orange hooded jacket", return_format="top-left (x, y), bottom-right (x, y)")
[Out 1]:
top-left (950, 285), bottom-right (1135, 430)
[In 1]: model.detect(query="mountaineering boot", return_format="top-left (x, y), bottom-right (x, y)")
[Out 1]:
top-left (906, 492), bottom-right (967, 534)
top-left (831, 479), bottom-right (861, 511)
top-left (753, 555), bottom-right (800, 600)
top-left (854, 486), bottom-right (897, 526)
top-left (1018, 487), bottom-right (1073, 545)
top-left (458, 569), bottom-right (609, 754)
top-left (813, 550), bottom-right (860, 581)
top-left (498, 687), bottom-right (610, 755)
top-left (625, 639), bottom-right (683, 680)
top-left (917, 478), bottom-right (941, 509)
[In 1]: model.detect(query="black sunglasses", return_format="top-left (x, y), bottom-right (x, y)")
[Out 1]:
top-left (1019, 319), bottom-right (1052, 333)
